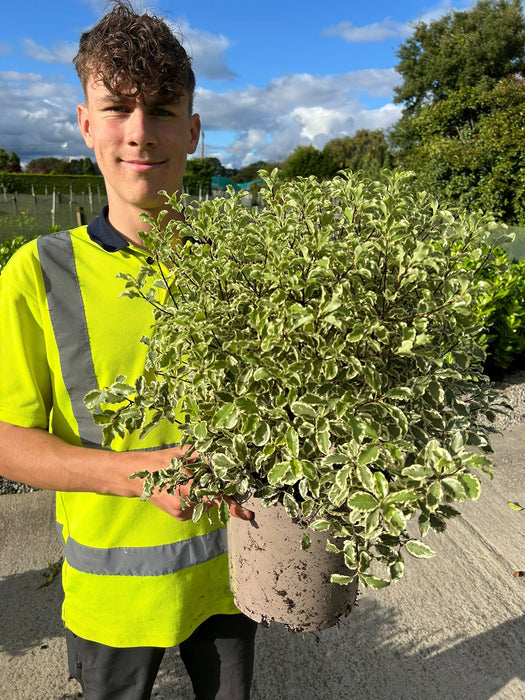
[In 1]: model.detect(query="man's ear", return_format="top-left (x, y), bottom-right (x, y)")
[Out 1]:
top-left (77, 103), bottom-right (94, 150)
top-left (188, 113), bottom-right (201, 155)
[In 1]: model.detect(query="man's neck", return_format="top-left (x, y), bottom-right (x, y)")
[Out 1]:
top-left (106, 206), bottom-right (183, 250)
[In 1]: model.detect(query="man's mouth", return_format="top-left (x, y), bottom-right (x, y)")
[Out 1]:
top-left (121, 159), bottom-right (166, 172)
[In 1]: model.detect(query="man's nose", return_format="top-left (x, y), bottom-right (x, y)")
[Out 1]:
top-left (126, 109), bottom-right (157, 147)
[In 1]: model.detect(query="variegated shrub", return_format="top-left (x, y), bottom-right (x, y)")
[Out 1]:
top-left (86, 169), bottom-right (507, 589)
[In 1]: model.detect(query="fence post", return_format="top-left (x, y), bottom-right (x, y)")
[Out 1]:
top-left (12, 195), bottom-right (17, 215)
top-left (76, 206), bottom-right (86, 226)
top-left (51, 187), bottom-right (56, 229)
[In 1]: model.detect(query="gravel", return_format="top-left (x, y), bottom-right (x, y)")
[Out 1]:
top-left (0, 476), bottom-right (38, 495)
top-left (2, 370), bottom-right (525, 496)
top-left (488, 369), bottom-right (525, 429)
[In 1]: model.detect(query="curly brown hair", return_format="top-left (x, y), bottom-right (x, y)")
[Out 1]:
top-left (73, 1), bottom-right (195, 109)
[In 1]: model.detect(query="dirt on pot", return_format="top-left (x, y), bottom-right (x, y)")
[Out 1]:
top-left (227, 494), bottom-right (358, 633)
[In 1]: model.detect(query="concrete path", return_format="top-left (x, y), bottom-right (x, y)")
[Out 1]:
top-left (1, 424), bottom-right (524, 699)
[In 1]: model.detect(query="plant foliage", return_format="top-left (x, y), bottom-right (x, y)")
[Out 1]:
top-left (0, 234), bottom-right (32, 273)
top-left (476, 249), bottom-right (525, 376)
top-left (87, 169), bottom-right (506, 588)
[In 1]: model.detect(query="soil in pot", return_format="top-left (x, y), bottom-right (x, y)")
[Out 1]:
top-left (227, 494), bottom-right (358, 632)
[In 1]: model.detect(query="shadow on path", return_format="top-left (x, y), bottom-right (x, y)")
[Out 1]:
top-left (251, 598), bottom-right (525, 700)
top-left (0, 568), bottom-right (64, 656)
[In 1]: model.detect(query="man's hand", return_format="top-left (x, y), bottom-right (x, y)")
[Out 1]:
top-left (149, 486), bottom-right (254, 522)
top-left (0, 422), bottom-right (253, 522)
top-left (135, 445), bottom-right (253, 522)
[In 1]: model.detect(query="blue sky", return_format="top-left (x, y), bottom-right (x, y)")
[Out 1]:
top-left (0, 0), bottom-right (474, 168)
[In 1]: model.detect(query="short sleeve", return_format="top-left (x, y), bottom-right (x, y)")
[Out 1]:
top-left (0, 243), bottom-right (52, 429)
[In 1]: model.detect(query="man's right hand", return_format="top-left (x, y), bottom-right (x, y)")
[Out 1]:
top-left (0, 422), bottom-right (253, 522)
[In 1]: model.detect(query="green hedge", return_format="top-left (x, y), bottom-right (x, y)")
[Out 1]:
top-left (476, 249), bottom-right (525, 378)
top-left (0, 172), bottom-right (106, 195)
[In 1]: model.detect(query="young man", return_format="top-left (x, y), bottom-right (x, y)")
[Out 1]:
top-left (0, 3), bottom-right (256, 698)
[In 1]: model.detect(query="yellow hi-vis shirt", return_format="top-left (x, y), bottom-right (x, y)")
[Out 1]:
top-left (0, 212), bottom-right (237, 647)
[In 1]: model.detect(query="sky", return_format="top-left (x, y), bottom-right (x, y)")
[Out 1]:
top-left (0, 0), bottom-right (475, 169)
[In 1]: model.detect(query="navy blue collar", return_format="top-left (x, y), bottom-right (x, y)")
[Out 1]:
top-left (87, 206), bottom-right (129, 252)
top-left (86, 205), bottom-right (195, 253)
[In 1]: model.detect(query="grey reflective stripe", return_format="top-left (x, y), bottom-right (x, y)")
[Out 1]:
top-left (60, 524), bottom-right (228, 576)
top-left (37, 232), bottom-right (104, 447)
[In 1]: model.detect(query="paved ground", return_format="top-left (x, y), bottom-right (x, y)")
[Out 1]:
top-left (1, 423), bottom-right (524, 700)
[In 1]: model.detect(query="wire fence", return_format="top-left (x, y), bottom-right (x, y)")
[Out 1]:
top-left (0, 184), bottom-right (107, 242)
top-left (4, 183), bottom-right (522, 258)
top-left (0, 184), bottom-right (256, 243)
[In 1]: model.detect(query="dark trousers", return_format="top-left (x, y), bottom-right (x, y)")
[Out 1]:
top-left (66, 613), bottom-right (257, 700)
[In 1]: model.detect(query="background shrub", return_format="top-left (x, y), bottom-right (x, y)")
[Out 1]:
top-left (0, 234), bottom-right (31, 274)
top-left (476, 247), bottom-right (525, 378)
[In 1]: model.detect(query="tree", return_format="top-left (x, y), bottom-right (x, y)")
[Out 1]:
top-left (24, 156), bottom-right (99, 175)
top-left (183, 158), bottom-right (217, 196)
top-left (394, 0), bottom-right (525, 116)
top-left (281, 145), bottom-right (332, 181)
top-left (51, 159), bottom-right (79, 175)
top-left (323, 130), bottom-right (395, 176)
top-left (399, 77), bottom-right (525, 224)
top-left (26, 157), bottom-right (62, 174)
top-left (0, 148), bottom-right (21, 172)
top-left (5, 151), bottom-right (21, 173)
top-left (82, 157), bottom-right (96, 175)
top-left (231, 161), bottom-right (277, 184)
top-left (390, 0), bottom-right (525, 222)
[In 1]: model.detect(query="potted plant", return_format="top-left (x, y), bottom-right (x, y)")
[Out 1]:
top-left (87, 169), bottom-right (505, 630)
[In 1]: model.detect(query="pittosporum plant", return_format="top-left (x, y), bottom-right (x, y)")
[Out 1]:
top-left (86, 169), bottom-right (508, 589)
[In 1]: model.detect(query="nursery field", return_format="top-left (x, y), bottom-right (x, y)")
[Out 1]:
top-left (0, 188), bottom-right (107, 242)
top-left (1, 185), bottom-right (525, 259)
top-left (0, 189), bottom-right (205, 243)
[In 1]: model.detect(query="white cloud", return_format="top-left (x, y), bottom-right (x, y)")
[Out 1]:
top-left (353, 103), bottom-right (403, 132)
top-left (22, 38), bottom-right (77, 65)
top-left (0, 62), bottom-right (401, 167)
top-left (0, 72), bottom-right (87, 160)
top-left (172, 20), bottom-right (237, 81)
top-left (323, 20), bottom-right (409, 43)
top-left (323, 2), bottom-right (473, 44)
top-left (292, 106), bottom-right (346, 140)
top-left (193, 67), bottom-right (401, 164)
top-left (418, 1), bottom-right (472, 25)
top-left (196, 69), bottom-right (398, 129)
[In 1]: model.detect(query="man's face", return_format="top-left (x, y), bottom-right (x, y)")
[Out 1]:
top-left (77, 80), bottom-right (200, 218)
